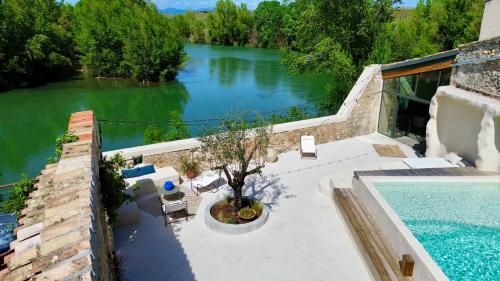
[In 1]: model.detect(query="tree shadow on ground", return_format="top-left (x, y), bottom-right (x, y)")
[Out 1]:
top-left (242, 174), bottom-right (292, 210)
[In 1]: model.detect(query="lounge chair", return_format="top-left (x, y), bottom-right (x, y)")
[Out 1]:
top-left (444, 153), bottom-right (471, 167)
top-left (160, 199), bottom-right (188, 226)
top-left (301, 135), bottom-right (317, 159)
top-left (189, 170), bottom-right (224, 196)
top-left (402, 157), bottom-right (459, 169)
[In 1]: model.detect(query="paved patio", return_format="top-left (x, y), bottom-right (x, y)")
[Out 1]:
top-left (114, 133), bottom-right (417, 281)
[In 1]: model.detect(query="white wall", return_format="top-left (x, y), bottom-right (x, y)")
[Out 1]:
top-left (426, 86), bottom-right (500, 171)
top-left (480, 0), bottom-right (500, 40)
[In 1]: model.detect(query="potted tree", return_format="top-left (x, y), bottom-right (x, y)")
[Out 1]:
top-left (199, 113), bottom-right (272, 213)
top-left (180, 154), bottom-right (200, 179)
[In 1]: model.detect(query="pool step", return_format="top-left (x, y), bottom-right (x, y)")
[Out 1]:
top-left (318, 170), bottom-right (355, 201)
top-left (335, 188), bottom-right (410, 281)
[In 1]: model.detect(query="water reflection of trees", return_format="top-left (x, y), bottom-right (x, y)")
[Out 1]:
top-left (209, 57), bottom-right (252, 86)
top-left (86, 80), bottom-right (190, 149)
top-left (0, 77), bottom-right (190, 183)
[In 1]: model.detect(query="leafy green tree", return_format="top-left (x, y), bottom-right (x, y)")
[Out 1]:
top-left (199, 114), bottom-right (271, 211)
top-left (74, 0), bottom-right (184, 82)
top-left (283, 37), bottom-right (356, 114)
top-left (254, 1), bottom-right (286, 48)
top-left (144, 111), bottom-right (189, 144)
top-left (235, 4), bottom-right (253, 45)
top-left (367, 0), bottom-right (483, 64)
top-left (207, 0), bottom-right (239, 45)
top-left (172, 14), bottom-right (191, 38)
top-left (281, 0), bottom-right (397, 113)
top-left (0, 0), bottom-right (77, 91)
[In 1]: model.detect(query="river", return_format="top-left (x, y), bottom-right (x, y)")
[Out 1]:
top-left (0, 43), bottom-right (329, 185)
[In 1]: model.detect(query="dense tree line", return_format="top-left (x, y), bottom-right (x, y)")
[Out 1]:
top-left (173, 0), bottom-right (483, 113)
top-left (0, 0), bottom-right (185, 91)
top-left (368, 0), bottom-right (484, 64)
top-left (74, 0), bottom-right (184, 82)
top-left (1, 0), bottom-right (483, 98)
top-left (0, 0), bottom-right (77, 91)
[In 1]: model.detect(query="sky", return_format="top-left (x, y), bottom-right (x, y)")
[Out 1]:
top-left (65, 0), bottom-right (419, 10)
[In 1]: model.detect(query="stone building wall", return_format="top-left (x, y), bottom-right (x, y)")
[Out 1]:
top-left (451, 36), bottom-right (500, 99)
top-left (427, 36), bottom-right (500, 171)
top-left (0, 111), bottom-right (114, 280)
top-left (106, 65), bottom-right (383, 172)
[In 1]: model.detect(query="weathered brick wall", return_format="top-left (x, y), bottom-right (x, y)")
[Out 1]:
top-left (1, 111), bottom-right (114, 281)
top-left (140, 66), bottom-right (383, 172)
top-left (452, 36), bottom-right (500, 99)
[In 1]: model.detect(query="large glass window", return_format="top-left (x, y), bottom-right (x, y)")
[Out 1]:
top-left (378, 68), bottom-right (451, 141)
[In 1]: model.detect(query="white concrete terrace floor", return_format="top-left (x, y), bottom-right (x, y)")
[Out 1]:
top-left (114, 133), bottom-right (417, 281)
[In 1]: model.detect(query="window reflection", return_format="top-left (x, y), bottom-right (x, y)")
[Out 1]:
top-left (378, 68), bottom-right (451, 141)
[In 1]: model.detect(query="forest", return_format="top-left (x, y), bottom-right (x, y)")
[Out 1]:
top-left (0, 0), bottom-right (484, 104)
top-left (0, 0), bottom-right (184, 91)
top-left (172, 0), bottom-right (484, 111)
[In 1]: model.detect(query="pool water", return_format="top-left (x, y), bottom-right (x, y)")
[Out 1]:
top-left (374, 181), bottom-right (500, 281)
top-left (0, 214), bottom-right (16, 253)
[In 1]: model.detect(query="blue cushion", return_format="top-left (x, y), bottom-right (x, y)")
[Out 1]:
top-left (138, 165), bottom-right (155, 176)
top-left (121, 168), bottom-right (140, 179)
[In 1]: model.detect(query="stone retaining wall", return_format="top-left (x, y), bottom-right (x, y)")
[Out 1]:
top-left (0, 111), bottom-right (114, 280)
top-left (105, 65), bottom-right (383, 173)
top-left (452, 36), bottom-right (500, 99)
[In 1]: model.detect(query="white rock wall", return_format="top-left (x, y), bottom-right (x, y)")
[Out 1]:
top-left (426, 86), bottom-right (500, 171)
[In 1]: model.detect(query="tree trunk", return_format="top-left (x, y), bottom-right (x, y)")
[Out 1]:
top-left (233, 184), bottom-right (243, 212)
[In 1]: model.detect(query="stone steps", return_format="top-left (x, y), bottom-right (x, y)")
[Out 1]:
top-left (334, 188), bottom-right (410, 281)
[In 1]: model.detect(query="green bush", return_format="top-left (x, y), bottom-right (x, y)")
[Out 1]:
top-left (144, 111), bottom-right (189, 144)
top-left (47, 132), bottom-right (79, 164)
top-left (0, 174), bottom-right (34, 219)
top-left (99, 154), bottom-right (134, 224)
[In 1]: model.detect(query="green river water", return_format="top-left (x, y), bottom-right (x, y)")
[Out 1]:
top-left (0, 43), bottom-right (329, 184)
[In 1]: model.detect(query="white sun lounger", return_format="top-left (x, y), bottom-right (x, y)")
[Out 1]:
top-left (402, 158), bottom-right (460, 169)
top-left (301, 136), bottom-right (317, 159)
top-left (189, 170), bottom-right (224, 196)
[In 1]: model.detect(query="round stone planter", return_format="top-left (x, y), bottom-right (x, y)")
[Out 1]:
top-left (205, 197), bottom-right (269, 235)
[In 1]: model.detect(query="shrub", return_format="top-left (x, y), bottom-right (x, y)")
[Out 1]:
top-left (47, 132), bottom-right (79, 164)
top-left (179, 154), bottom-right (200, 176)
top-left (144, 111), bottom-right (189, 144)
top-left (0, 174), bottom-right (35, 219)
top-left (237, 207), bottom-right (256, 219)
top-left (99, 154), bottom-right (134, 224)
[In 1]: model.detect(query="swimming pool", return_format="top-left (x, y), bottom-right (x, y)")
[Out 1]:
top-left (373, 181), bottom-right (500, 281)
top-left (0, 213), bottom-right (16, 253)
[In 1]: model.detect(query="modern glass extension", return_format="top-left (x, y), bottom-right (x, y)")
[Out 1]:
top-left (378, 68), bottom-right (451, 142)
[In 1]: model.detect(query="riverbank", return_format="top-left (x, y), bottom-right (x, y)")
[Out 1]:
top-left (0, 43), bottom-right (329, 184)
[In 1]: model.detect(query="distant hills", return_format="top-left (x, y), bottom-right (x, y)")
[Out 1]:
top-left (159, 7), bottom-right (215, 15)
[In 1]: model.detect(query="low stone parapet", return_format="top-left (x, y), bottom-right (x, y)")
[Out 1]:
top-left (104, 65), bottom-right (383, 172)
top-left (1, 111), bottom-right (114, 281)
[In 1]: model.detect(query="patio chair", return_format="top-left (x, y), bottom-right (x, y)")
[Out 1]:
top-left (189, 170), bottom-right (224, 196)
top-left (300, 135), bottom-right (317, 159)
top-left (160, 199), bottom-right (188, 226)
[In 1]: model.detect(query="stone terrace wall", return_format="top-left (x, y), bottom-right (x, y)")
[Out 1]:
top-left (452, 36), bottom-right (500, 99)
top-left (104, 65), bottom-right (383, 172)
top-left (0, 111), bottom-right (114, 280)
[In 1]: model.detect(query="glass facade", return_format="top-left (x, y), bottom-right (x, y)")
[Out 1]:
top-left (378, 68), bottom-right (451, 141)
